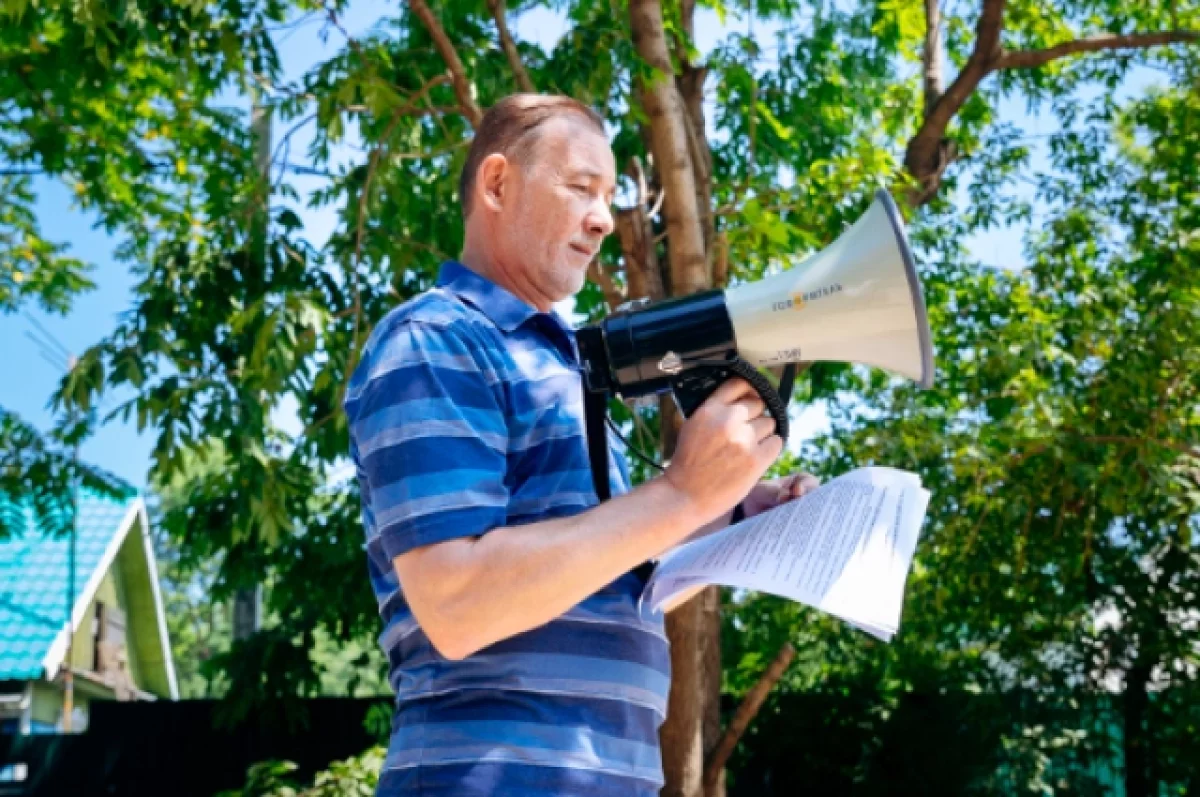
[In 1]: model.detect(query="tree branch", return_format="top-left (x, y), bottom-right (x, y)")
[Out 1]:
top-left (398, 73), bottom-right (453, 112)
top-left (923, 0), bottom-right (944, 112)
top-left (407, 0), bottom-right (484, 129)
top-left (905, 0), bottom-right (1199, 206)
top-left (615, 157), bottom-right (665, 303)
top-left (712, 229), bottom-right (729, 289)
top-left (615, 205), bottom-right (663, 302)
top-left (905, 0), bottom-right (1004, 202)
top-left (702, 642), bottom-right (795, 793)
top-left (587, 258), bottom-right (625, 310)
top-left (325, 6), bottom-right (367, 62)
top-left (677, 0), bottom-right (714, 279)
top-left (995, 30), bottom-right (1200, 69)
top-left (486, 0), bottom-right (536, 93)
top-left (338, 105), bottom-right (409, 420)
top-left (679, 63), bottom-right (713, 276)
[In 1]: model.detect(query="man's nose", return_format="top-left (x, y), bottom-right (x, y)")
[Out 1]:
top-left (586, 198), bottom-right (614, 238)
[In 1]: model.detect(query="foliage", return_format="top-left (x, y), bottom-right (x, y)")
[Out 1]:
top-left (725, 685), bottom-right (1136, 796)
top-left (0, 177), bottom-right (91, 314)
top-left (151, 446), bottom-right (387, 701)
top-left (724, 67), bottom-right (1200, 791)
top-left (0, 406), bottom-right (135, 538)
top-left (0, 0), bottom-right (284, 534)
top-left (215, 746), bottom-right (384, 797)
top-left (0, 0), bottom-right (282, 259)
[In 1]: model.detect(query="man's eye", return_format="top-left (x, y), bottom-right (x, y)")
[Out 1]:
top-left (571, 184), bottom-right (591, 193)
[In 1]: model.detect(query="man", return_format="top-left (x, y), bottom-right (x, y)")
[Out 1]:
top-left (344, 94), bottom-right (818, 796)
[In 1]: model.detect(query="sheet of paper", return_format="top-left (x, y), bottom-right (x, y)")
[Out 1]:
top-left (642, 467), bottom-right (930, 641)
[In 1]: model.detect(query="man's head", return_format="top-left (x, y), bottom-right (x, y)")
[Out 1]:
top-left (459, 94), bottom-right (616, 311)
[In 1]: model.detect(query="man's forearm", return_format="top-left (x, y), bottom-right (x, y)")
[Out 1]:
top-left (649, 506), bottom-right (737, 614)
top-left (676, 506), bottom-right (736, 548)
top-left (395, 475), bottom-right (719, 660)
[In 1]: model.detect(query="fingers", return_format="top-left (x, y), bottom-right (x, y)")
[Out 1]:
top-left (668, 376), bottom-right (787, 521)
top-left (706, 377), bottom-right (772, 430)
top-left (710, 376), bottom-right (758, 405)
top-left (779, 473), bottom-right (820, 502)
top-left (733, 395), bottom-right (766, 421)
top-left (749, 415), bottom-right (777, 442)
top-left (759, 434), bottom-right (785, 464)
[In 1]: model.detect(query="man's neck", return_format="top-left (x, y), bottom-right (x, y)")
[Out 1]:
top-left (459, 238), bottom-right (552, 313)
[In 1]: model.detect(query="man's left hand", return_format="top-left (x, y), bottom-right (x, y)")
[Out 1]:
top-left (739, 472), bottom-right (821, 520)
top-left (660, 472), bottom-right (822, 614)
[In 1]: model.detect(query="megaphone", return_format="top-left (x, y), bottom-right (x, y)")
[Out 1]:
top-left (576, 188), bottom-right (934, 456)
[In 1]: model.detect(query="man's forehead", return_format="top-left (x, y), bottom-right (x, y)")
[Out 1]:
top-left (534, 118), bottom-right (615, 180)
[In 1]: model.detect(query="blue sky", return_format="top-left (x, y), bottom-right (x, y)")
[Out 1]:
top-left (0, 3), bottom-right (1160, 489)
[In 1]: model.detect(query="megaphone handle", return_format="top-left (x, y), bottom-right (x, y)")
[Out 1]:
top-left (672, 358), bottom-right (790, 443)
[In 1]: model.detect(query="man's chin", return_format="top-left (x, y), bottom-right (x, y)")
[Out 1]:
top-left (547, 268), bottom-right (588, 303)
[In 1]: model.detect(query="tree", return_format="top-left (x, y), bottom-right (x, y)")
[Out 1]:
top-left (0, 0), bottom-right (283, 533)
top-left (5, 0), bottom-right (1197, 795)
top-left (752, 71), bottom-right (1200, 796)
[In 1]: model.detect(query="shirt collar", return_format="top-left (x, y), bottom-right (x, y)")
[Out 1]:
top-left (435, 260), bottom-right (576, 339)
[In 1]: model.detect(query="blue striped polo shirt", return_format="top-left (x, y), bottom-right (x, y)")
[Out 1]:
top-left (344, 260), bottom-right (672, 796)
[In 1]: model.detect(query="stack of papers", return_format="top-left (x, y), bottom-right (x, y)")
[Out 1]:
top-left (641, 467), bottom-right (931, 642)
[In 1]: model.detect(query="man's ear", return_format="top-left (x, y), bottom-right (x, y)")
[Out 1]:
top-left (476, 153), bottom-right (510, 213)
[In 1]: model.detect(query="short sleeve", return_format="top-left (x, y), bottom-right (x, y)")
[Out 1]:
top-left (344, 319), bottom-right (509, 561)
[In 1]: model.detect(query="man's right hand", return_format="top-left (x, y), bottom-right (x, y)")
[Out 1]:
top-left (663, 377), bottom-right (784, 523)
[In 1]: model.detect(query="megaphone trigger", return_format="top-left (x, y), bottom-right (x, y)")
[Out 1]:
top-left (670, 356), bottom-right (791, 443)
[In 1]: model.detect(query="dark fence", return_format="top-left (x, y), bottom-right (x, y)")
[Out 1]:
top-left (726, 688), bottom-right (1199, 797)
top-left (3, 690), bottom-right (1198, 796)
top-left (0, 697), bottom-right (385, 797)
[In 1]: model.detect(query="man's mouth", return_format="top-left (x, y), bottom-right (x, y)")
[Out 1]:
top-left (570, 243), bottom-right (595, 259)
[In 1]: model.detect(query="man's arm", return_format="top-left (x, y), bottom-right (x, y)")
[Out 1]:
top-left (395, 377), bottom-right (781, 660)
top-left (397, 476), bottom-right (704, 659)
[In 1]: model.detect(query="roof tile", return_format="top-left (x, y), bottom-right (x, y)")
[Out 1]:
top-left (0, 492), bottom-right (139, 680)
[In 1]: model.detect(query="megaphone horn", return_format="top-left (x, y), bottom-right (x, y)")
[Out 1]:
top-left (577, 188), bottom-right (935, 450)
top-left (724, 189), bottom-right (934, 391)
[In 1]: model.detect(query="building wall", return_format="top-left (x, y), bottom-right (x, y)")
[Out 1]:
top-left (115, 525), bottom-right (159, 694)
top-left (66, 570), bottom-right (116, 675)
top-left (113, 536), bottom-right (144, 689)
top-left (31, 553), bottom-right (148, 732)
top-left (64, 556), bottom-right (146, 692)
top-left (28, 680), bottom-right (90, 733)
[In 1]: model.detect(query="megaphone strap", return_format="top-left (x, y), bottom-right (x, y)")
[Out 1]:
top-left (583, 386), bottom-right (613, 503)
top-left (727, 356), bottom-right (791, 443)
top-left (582, 386), bottom-right (657, 586)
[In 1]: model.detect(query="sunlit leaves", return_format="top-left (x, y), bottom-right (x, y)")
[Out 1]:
top-left (0, 407), bottom-right (135, 539)
top-left (0, 177), bottom-right (94, 314)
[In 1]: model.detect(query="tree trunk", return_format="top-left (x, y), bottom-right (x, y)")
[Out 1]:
top-left (660, 594), bottom-right (707, 797)
top-left (232, 585), bottom-right (262, 641)
top-left (1123, 661), bottom-right (1152, 797)
top-left (699, 585), bottom-right (723, 797)
top-left (628, 2), bottom-right (720, 795)
top-left (234, 95), bottom-right (271, 644)
top-left (629, 0), bottom-right (708, 296)
top-left (615, 205), bottom-right (664, 303)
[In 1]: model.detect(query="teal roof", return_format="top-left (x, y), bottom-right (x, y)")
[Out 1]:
top-left (0, 492), bottom-right (139, 681)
